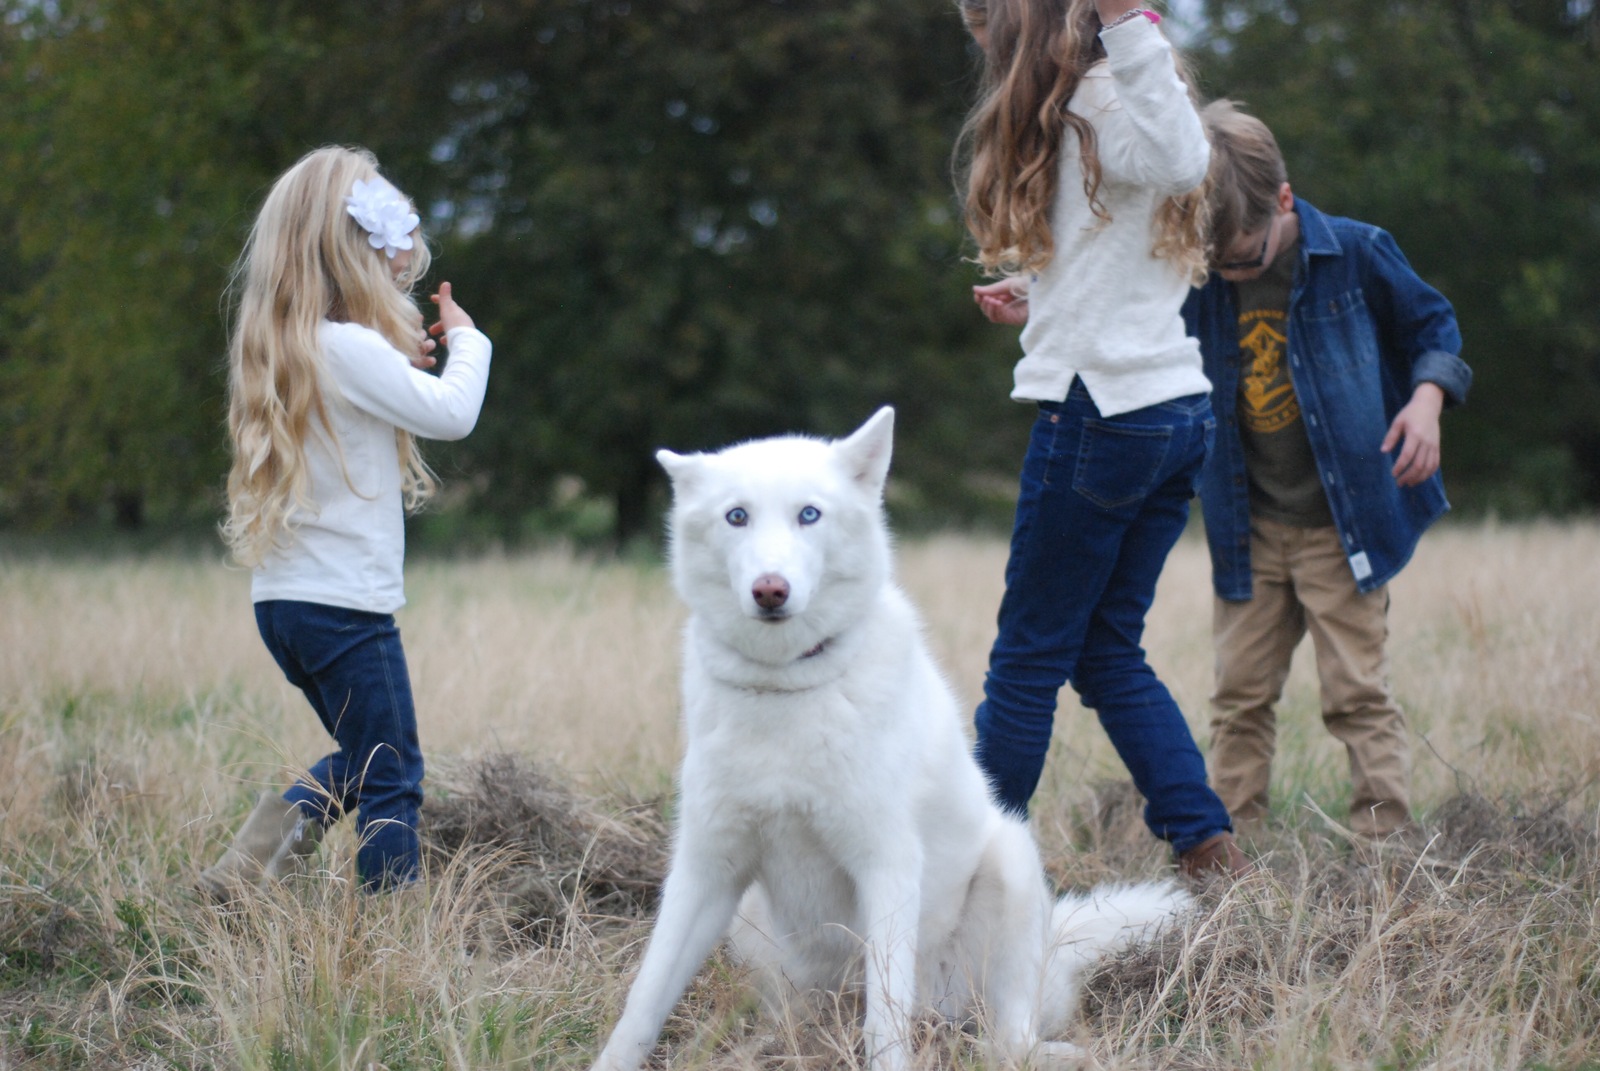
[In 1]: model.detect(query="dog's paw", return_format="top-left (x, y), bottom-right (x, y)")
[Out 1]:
top-left (1027, 1040), bottom-right (1092, 1069)
top-left (985, 1038), bottom-right (1093, 1070)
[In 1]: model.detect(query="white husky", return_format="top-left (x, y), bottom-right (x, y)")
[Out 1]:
top-left (591, 408), bottom-right (1188, 1071)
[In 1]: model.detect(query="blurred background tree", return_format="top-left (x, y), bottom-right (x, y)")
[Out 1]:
top-left (0, 0), bottom-right (1595, 546)
top-left (1190, 0), bottom-right (1600, 514)
top-left (406, 0), bottom-right (1020, 542)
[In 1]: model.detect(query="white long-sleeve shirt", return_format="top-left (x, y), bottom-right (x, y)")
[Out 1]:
top-left (251, 320), bottom-right (492, 613)
top-left (1012, 17), bottom-right (1212, 416)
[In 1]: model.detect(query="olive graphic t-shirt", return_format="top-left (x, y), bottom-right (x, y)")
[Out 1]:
top-left (1234, 236), bottom-right (1334, 527)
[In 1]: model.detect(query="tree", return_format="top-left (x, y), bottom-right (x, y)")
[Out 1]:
top-left (1192, 0), bottom-right (1600, 512)
top-left (0, 0), bottom-right (1028, 541)
top-left (403, 0), bottom-right (1024, 541)
top-left (0, 1), bottom-right (350, 528)
top-left (18, 0), bottom-right (1593, 540)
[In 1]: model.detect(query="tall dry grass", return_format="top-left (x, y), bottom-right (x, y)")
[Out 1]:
top-left (1, 521), bottom-right (1597, 1069)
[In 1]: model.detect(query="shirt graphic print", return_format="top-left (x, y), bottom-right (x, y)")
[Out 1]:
top-left (1239, 309), bottom-right (1299, 435)
top-left (1232, 234), bottom-right (1333, 528)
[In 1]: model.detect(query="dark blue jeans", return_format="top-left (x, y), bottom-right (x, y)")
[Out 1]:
top-left (255, 600), bottom-right (424, 889)
top-left (974, 379), bottom-right (1233, 855)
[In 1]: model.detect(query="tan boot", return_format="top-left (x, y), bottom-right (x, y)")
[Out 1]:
top-left (1177, 831), bottom-right (1253, 884)
top-left (196, 793), bottom-right (323, 902)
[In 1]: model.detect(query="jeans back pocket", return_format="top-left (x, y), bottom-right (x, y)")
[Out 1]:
top-left (1073, 418), bottom-right (1174, 510)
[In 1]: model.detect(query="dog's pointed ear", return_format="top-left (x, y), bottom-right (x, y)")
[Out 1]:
top-left (835, 406), bottom-right (895, 494)
top-left (656, 449), bottom-right (701, 493)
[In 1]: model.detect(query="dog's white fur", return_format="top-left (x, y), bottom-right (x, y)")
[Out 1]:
top-left (590, 408), bottom-right (1188, 1071)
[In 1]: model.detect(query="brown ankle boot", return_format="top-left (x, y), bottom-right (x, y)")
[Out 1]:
top-left (1177, 831), bottom-right (1252, 882)
top-left (196, 793), bottom-right (323, 902)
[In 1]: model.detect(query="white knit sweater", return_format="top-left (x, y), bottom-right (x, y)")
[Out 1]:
top-left (250, 320), bottom-right (492, 613)
top-left (1012, 16), bottom-right (1211, 416)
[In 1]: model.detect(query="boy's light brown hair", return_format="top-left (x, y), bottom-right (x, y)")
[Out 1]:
top-left (1200, 99), bottom-right (1288, 260)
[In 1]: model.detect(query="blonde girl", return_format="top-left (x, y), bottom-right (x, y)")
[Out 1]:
top-left (199, 146), bottom-right (492, 896)
top-left (956, 0), bottom-right (1248, 879)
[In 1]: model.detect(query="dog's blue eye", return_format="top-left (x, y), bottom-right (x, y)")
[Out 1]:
top-left (726, 507), bottom-right (749, 527)
top-left (798, 506), bottom-right (821, 525)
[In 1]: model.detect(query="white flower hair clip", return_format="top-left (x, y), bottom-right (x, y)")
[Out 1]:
top-left (345, 177), bottom-right (419, 260)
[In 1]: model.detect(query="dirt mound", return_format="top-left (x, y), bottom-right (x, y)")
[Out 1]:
top-left (1082, 788), bottom-right (1600, 1038)
top-left (1431, 788), bottom-right (1597, 868)
top-left (421, 753), bottom-right (670, 940)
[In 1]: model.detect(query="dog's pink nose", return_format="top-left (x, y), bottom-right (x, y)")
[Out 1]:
top-left (752, 574), bottom-right (790, 610)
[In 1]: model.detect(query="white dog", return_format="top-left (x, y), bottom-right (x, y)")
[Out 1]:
top-left (591, 408), bottom-right (1188, 1071)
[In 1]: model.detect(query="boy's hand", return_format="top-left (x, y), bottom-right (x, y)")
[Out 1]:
top-left (1382, 382), bottom-right (1445, 487)
top-left (427, 281), bottom-right (475, 346)
top-left (973, 278), bottom-right (1030, 326)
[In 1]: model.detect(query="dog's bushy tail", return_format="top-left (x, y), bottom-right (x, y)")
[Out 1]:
top-left (1038, 881), bottom-right (1190, 1037)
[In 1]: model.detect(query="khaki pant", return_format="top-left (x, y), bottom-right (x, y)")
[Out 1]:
top-left (1209, 517), bottom-right (1411, 837)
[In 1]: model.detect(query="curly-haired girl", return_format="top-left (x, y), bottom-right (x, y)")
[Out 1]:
top-left (956, 0), bottom-right (1247, 879)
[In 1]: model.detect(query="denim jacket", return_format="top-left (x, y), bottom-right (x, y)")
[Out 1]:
top-left (1184, 199), bottom-right (1472, 600)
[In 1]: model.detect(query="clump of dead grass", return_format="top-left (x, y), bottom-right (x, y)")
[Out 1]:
top-left (422, 752), bottom-right (670, 942)
top-left (1081, 787), bottom-right (1600, 1068)
top-left (1430, 788), bottom-right (1599, 873)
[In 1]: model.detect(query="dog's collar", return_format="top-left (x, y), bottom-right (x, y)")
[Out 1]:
top-left (697, 628), bottom-right (842, 693)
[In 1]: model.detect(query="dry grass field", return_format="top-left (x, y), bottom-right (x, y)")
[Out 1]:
top-left (2, 521), bottom-right (1598, 1070)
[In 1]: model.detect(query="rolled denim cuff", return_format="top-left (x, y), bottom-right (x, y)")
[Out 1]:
top-left (1412, 349), bottom-right (1473, 408)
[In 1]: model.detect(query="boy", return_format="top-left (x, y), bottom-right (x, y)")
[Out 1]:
top-left (1183, 100), bottom-right (1471, 839)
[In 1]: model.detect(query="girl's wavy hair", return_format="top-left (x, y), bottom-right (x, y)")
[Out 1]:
top-left (222, 145), bottom-right (436, 567)
top-left (955, 0), bottom-right (1210, 283)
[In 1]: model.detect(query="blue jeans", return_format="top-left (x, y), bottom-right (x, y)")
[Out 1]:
top-left (974, 380), bottom-right (1233, 855)
top-left (255, 600), bottom-right (424, 889)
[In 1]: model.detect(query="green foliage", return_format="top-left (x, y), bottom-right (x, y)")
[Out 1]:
top-left (405, 0), bottom-right (1026, 539)
top-left (1, 0), bottom-right (1596, 540)
top-left (114, 896), bottom-right (202, 1006)
top-left (1, 1), bottom-right (258, 528)
top-left (0, 0), bottom-right (1026, 544)
top-left (1192, 0), bottom-right (1600, 511)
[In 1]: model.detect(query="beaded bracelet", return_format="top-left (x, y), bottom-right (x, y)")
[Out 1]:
top-left (1102, 8), bottom-right (1162, 30)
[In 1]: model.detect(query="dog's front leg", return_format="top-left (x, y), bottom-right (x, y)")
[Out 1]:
top-left (857, 860), bottom-right (924, 1071)
top-left (590, 848), bottom-right (744, 1071)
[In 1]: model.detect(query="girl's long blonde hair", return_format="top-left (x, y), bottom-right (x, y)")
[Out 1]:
top-left (223, 146), bottom-right (436, 567)
top-left (956, 0), bottom-right (1210, 282)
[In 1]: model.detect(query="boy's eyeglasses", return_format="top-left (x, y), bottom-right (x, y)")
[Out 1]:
top-left (1216, 226), bottom-right (1271, 272)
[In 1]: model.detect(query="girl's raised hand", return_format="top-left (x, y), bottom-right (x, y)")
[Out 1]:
top-left (973, 278), bottom-right (1031, 326)
top-left (427, 281), bottom-right (475, 344)
top-left (410, 334), bottom-right (438, 370)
